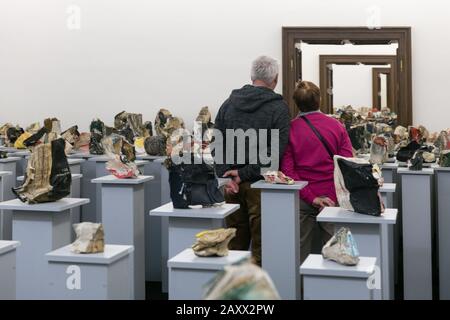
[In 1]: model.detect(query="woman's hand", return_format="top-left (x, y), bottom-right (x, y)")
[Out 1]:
top-left (312, 197), bottom-right (335, 209)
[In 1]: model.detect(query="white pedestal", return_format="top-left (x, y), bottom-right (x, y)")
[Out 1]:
top-left (435, 167), bottom-right (450, 300)
top-left (69, 154), bottom-right (98, 223)
top-left (380, 183), bottom-right (396, 208)
top-left (0, 172), bottom-right (12, 240)
top-left (251, 181), bottom-right (308, 300)
top-left (0, 198), bottom-right (90, 299)
top-left (380, 163), bottom-right (401, 295)
top-left (45, 244), bottom-right (134, 300)
top-left (89, 156), bottom-right (147, 223)
top-left (0, 147), bottom-right (18, 153)
top-left (67, 152), bottom-right (97, 160)
top-left (66, 159), bottom-right (86, 232)
top-left (317, 207), bottom-right (397, 300)
top-left (136, 155), bottom-right (166, 161)
top-left (137, 155), bottom-right (166, 282)
top-left (7, 151), bottom-right (29, 181)
top-left (301, 254), bottom-right (377, 300)
top-left (0, 240), bottom-right (20, 300)
top-left (168, 248), bottom-right (251, 300)
top-left (380, 163), bottom-right (399, 208)
top-left (0, 157), bottom-right (21, 240)
top-left (68, 158), bottom-right (85, 174)
top-left (397, 161), bottom-right (435, 168)
top-left (8, 150), bottom-right (30, 157)
top-left (150, 202), bottom-right (239, 294)
top-left (378, 182), bottom-right (396, 300)
top-left (398, 168), bottom-right (435, 300)
top-left (92, 175), bottom-right (154, 300)
top-left (153, 157), bottom-right (171, 292)
top-left (69, 174), bottom-right (83, 240)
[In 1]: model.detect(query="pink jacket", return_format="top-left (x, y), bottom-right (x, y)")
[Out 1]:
top-left (281, 112), bottom-right (353, 205)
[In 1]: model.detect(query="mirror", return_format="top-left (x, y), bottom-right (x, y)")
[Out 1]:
top-left (282, 27), bottom-right (412, 126)
top-left (332, 64), bottom-right (391, 110)
top-left (372, 67), bottom-right (394, 110)
top-left (301, 43), bottom-right (398, 114)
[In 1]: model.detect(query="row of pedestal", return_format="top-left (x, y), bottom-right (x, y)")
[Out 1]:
top-left (0, 148), bottom-right (449, 300)
top-left (0, 149), bottom-right (238, 300)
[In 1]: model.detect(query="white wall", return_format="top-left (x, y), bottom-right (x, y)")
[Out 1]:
top-left (0, 0), bottom-right (449, 131)
top-left (380, 73), bottom-right (388, 109)
top-left (301, 43), bottom-right (397, 86)
top-left (332, 65), bottom-right (375, 108)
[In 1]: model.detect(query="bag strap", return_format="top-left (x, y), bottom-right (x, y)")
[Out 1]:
top-left (300, 115), bottom-right (334, 160)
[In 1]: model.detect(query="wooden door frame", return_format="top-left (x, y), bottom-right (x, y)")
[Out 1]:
top-left (318, 55), bottom-right (397, 114)
top-left (372, 67), bottom-right (394, 110)
top-left (282, 27), bottom-right (412, 126)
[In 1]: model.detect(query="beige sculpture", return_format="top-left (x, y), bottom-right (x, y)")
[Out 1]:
top-left (192, 228), bottom-right (236, 257)
top-left (394, 126), bottom-right (409, 144)
top-left (26, 122), bottom-right (41, 135)
top-left (71, 223), bottom-right (105, 254)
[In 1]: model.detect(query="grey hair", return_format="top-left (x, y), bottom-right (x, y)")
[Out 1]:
top-left (251, 56), bottom-right (279, 84)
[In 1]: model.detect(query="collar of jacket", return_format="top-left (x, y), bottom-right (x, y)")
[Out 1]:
top-left (298, 110), bottom-right (322, 117)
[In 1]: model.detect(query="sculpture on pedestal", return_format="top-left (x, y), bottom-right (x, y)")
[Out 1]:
top-left (89, 119), bottom-right (107, 155)
top-left (13, 137), bottom-right (72, 203)
top-left (71, 223), bottom-right (105, 254)
top-left (322, 227), bottom-right (360, 266)
top-left (263, 171), bottom-right (294, 185)
top-left (192, 228), bottom-right (236, 257)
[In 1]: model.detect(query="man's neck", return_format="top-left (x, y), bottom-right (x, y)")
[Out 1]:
top-left (252, 80), bottom-right (273, 90)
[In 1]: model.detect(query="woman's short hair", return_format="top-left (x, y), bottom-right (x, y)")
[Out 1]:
top-left (292, 81), bottom-right (321, 112)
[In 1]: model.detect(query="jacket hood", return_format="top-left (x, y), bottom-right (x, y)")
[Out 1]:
top-left (229, 85), bottom-right (283, 113)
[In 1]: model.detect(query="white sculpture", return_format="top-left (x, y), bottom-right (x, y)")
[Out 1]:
top-left (71, 223), bottom-right (105, 254)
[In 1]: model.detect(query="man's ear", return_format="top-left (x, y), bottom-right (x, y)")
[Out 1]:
top-left (272, 74), bottom-right (279, 89)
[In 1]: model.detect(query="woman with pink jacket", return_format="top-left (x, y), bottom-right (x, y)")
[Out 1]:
top-left (281, 81), bottom-right (353, 263)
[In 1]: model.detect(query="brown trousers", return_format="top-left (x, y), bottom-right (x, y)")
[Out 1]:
top-left (225, 182), bottom-right (262, 265)
top-left (300, 200), bottom-right (335, 264)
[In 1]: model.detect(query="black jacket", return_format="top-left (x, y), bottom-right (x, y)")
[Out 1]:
top-left (214, 85), bottom-right (290, 183)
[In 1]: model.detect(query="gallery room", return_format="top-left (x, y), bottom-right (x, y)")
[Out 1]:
top-left (0, 0), bottom-right (448, 304)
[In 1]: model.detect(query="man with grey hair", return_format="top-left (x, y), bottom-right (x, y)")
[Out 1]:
top-left (214, 55), bottom-right (291, 265)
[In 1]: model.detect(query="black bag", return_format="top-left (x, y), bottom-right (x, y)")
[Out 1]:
top-left (168, 158), bottom-right (224, 209)
top-left (336, 158), bottom-right (382, 216)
